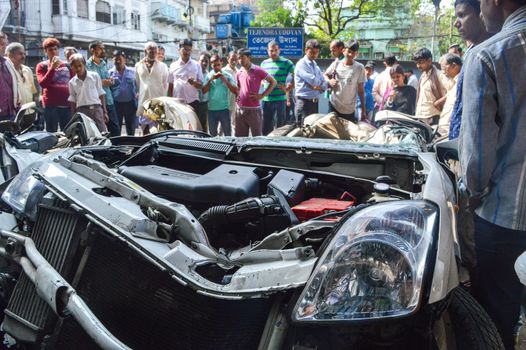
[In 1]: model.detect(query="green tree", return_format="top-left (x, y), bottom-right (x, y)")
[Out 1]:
top-left (406, 0), bottom-right (459, 58)
top-left (303, 0), bottom-right (420, 39)
top-left (252, 0), bottom-right (306, 28)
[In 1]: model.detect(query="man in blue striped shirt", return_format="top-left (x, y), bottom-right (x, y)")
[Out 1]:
top-left (261, 41), bottom-right (295, 135)
top-left (294, 39), bottom-right (327, 125)
top-left (460, 2), bottom-right (526, 348)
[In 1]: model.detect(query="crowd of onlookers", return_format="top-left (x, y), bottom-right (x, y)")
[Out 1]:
top-left (0, 25), bottom-right (471, 139)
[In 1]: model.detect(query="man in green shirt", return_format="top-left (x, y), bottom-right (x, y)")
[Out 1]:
top-left (202, 54), bottom-right (237, 136)
top-left (86, 41), bottom-right (120, 136)
top-left (260, 41), bottom-right (294, 135)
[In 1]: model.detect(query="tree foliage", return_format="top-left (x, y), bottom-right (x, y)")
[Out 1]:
top-left (251, 0), bottom-right (461, 60)
top-left (253, 0), bottom-right (422, 40)
top-left (305, 0), bottom-right (392, 38)
top-left (252, 0), bottom-right (306, 28)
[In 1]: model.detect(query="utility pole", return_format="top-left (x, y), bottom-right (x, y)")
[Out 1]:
top-left (185, 0), bottom-right (195, 39)
top-left (14, 0), bottom-right (20, 42)
top-left (431, 0), bottom-right (441, 58)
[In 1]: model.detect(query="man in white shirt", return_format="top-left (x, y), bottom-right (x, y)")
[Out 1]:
top-left (222, 51), bottom-right (238, 132)
top-left (372, 53), bottom-right (397, 109)
top-left (6, 42), bottom-right (36, 105)
top-left (135, 41), bottom-right (169, 134)
top-left (167, 39), bottom-right (203, 118)
top-left (68, 54), bottom-right (108, 132)
top-left (404, 69), bottom-right (419, 90)
top-left (437, 53), bottom-right (462, 136)
top-left (324, 40), bottom-right (366, 122)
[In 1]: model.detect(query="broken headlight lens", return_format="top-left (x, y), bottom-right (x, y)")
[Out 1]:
top-left (2, 162), bottom-right (46, 220)
top-left (293, 200), bottom-right (438, 322)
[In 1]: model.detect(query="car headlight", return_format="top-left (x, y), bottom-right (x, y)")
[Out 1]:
top-left (293, 200), bottom-right (438, 322)
top-left (2, 162), bottom-right (46, 220)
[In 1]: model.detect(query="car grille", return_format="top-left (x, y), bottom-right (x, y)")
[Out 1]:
top-left (3, 195), bottom-right (274, 349)
top-left (55, 230), bottom-right (273, 350)
top-left (55, 231), bottom-right (273, 349)
top-left (3, 197), bottom-right (87, 342)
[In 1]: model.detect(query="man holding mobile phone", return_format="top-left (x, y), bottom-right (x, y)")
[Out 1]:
top-left (167, 39), bottom-right (203, 127)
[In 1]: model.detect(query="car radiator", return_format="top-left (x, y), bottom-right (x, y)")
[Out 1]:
top-left (3, 196), bottom-right (87, 344)
top-left (4, 195), bottom-right (274, 349)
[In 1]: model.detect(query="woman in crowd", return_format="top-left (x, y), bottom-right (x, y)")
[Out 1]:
top-left (380, 64), bottom-right (416, 115)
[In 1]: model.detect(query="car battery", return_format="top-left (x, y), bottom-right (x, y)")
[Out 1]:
top-left (292, 196), bottom-right (355, 222)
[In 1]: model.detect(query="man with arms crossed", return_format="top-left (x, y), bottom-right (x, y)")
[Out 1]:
top-left (233, 48), bottom-right (276, 137)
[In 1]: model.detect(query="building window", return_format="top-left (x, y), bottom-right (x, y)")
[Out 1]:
top-left (52, 0), bottom-right (60, 15)
top-left (96, 1), bottom-right (111, 23)
top-left (113, 5), bottom-right (126, 25)
top-left (63, 0), bottom-right (68, 14)
top-left (374, 52), bottom-right (385, 60)
top-left (131, 11), bottom-right (141, 30)
top-left (77, 0), bottom-right (89, 19)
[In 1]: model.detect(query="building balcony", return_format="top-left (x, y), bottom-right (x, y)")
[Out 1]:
top-left (194, 16), bottom-right (210, 33)
top-left (52, 15), bottom-right (148, 49)
top-left (151, 2), bottom-right (186, 26)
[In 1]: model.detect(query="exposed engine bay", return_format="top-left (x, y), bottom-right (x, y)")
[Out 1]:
top-left (89, 136), bottom-right (419, 252)
top-left (1, 136), bottom-right (427, 300)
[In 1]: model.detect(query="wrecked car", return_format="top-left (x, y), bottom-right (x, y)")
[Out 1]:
top-left (0, 116), bottom-right (503, 349)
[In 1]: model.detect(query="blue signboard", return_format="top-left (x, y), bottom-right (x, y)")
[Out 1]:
top-left (216, 24), bottom-right (230, 39)
top-left (247, 27), bottom-right (304, 58)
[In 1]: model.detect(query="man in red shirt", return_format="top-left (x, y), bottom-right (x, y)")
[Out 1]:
top-left (233, 48), bottom-right (276, 137)
top-left (36, 37), bottom-right (74, 132)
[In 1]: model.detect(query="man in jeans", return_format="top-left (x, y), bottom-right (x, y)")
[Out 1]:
top-left (294, 39), bottom-right (326, 125)
top-left (202, 54), bottom-right (237, 136)
top-left (86, 41), bottom-right (120, 136)
top-left (260, 41), bottom-right (294, 135)
top-left (233, 48), bottom-right (276, 137)
top-left (36, 37), bottom-right (74, 131)
top-left (197, 52), bottom-right (211, 132)
top-left (459, 1), bottom-right (526, 348)
top-left (223, 51), bottom-right (238, 132)
top-left (324, 40), bottom-right (366, 122)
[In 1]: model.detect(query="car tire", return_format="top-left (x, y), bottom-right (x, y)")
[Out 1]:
top-left (435, 286), bottom-right (504, 350)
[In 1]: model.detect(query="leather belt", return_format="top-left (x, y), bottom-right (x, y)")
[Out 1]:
top-left (78, 104), bottom-right (101, 110)
top-left (298, 97), bottom-right (319, 103)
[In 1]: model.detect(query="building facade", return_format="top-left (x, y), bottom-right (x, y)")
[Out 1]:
top-left (2, 0), bottom-right (210, 67)
top-left (343, 7), bottom-right (414, 61)
top-left (151, 0), bottom-right (210, 61)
